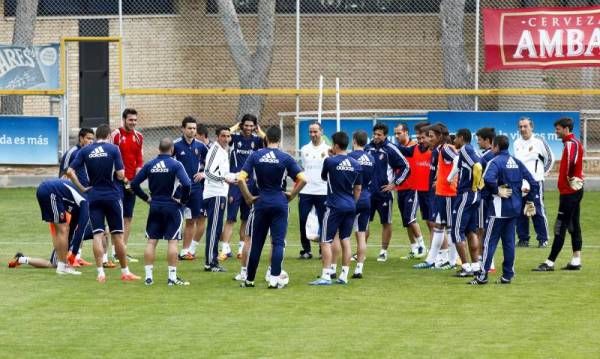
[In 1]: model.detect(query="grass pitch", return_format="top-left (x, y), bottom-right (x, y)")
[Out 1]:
top-left (1, 188), bottom-right (600, 358)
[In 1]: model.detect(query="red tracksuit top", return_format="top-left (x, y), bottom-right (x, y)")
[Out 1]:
top-left (558, 133), bottom-right (584, 195)
top-left (110, 127), bottom-right (144, 181)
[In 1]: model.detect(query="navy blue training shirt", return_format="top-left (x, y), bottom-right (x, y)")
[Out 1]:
top-left (173, 136), bottom-right (208, 191)
top-left (321, 154), bottom-right (362, 211)
top-left (131, 154), bottom-right (191, 205)
top-left (69, 141), bottom-right (124, 201)
top-left (348, 149), bottom-right (374, 205)
top-left (240, 148), bottom-right (303, 210)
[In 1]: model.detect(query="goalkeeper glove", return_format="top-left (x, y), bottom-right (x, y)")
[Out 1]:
top-left (497, 185), bottom-right (512, 199)
top-left (568, 177), bottom-right (584, 191)
top-left (523, 201), bottom-right (536, 217)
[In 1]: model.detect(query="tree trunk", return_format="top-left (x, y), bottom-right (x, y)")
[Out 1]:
top-left (217, 0), bottom-right (276, 121)
top-left (439, 0), bottom-right (474, 110)
top-left (1, 0), bottom-right (39, 115)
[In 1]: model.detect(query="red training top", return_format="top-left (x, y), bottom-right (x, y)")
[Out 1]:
top-left (558, 133), bottom-right (584, 195)
top-left (396, 140), bottom-right (417, 191)
top-left (110, 127), bottom-right (144, 180)
top-left (412, 145), bottom-right (432, 192)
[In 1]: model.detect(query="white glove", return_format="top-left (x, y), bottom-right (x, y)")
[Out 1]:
top-left (498, 185), bottom-right (512, 199)
top-left (568, 177), bottom-right (583, 191)
top-left (523, 201), bottom-right (536, 217)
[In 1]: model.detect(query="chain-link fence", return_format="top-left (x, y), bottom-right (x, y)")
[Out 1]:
top-left (2, 0), bottom-right (600, 162)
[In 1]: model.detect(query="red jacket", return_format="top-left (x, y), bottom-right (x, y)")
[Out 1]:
top-left (110, 127), bottom-right (144, 180)
top-left (558, 133), bottom-right (584, 195)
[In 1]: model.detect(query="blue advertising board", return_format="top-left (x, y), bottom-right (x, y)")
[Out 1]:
top-left (0, 44), bottom-right (60, 90)
top-left (0, 116), bottom-right (59, 164)
top-left (297, 115), bottom-right (428, 150)
top-left (428, 111), bottom-right (579, 159)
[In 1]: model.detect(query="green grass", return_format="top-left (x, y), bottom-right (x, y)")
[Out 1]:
top-left (1, 188), bottom-right (600, 358)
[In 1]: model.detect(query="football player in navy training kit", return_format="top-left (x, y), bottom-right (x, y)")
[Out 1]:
top-left (131, 137), bottom-right (192, 286)
top-left (311, 131), bottom-right (362, 285)
top-left (67, 124), bottom-right (140, 283)
top-left (237, 126), bottom-right (307, 288)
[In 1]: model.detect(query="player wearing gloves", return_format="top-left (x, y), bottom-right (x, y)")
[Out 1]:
top-left (533, 117), bottom-right (585, 272)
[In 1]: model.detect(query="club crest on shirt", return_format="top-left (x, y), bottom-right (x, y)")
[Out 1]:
top-left (238, 141), bottom-right (242, 148)
top-left (195, 148), bottom-right (198, 155)
top-left (251, 142), bottom-right (255, 149)
top-left (379, 153), bottom-right (384, 160)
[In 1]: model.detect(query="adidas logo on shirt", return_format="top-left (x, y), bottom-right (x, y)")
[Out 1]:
top-left (259, 151), bottom-right (279, 163)
top-left (336, 159), bottom-right (355, 171)
top-left (150, 160), bottom-right (169, 173)
top-left (506, 157), bottom-right (518, 169)
top-left (357, 154), bottom-right (373, 167)
top-left (89, 146), bottom-right (108, 158)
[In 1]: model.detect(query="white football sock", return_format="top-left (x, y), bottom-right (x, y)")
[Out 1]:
top-left (57, 262), bottom-right (66, 271)
top-left (544, 259), bottom-right (554, 267)
top-left (471, 261), bottom-right (481, 272)
top-left (330, 264), bottom-right (337, 275)
top-left (102, 253), bottom-right (108, 263)
top-left (222, 243), bottom-right (231, 254)
top-left (120, 266), bottom-right (130, 275)
top-left (168, 266), bottom-right (177, 281)
top-left (355, 262), bottom-right (364, 274)
top-left (448, 242), bottom-right (458, 266)
top-left (339, 266), bottom-right (349, 281)
top-left (461, 262), bottom-right (472, 272)
top-left (144, 265), bottom-right (153, 279)
top-left (97, 267), bottom-right (105, 277)
top-left (416, 236), bottom-right (425, 248)
top-left (425, 230), bottom-right (444, 264)
top-left (570, 256), bottom-right (581, 266)
top-left (189, 240), bottom-right (199, 254)
top-left (379, 249), bottom-right (387, 255)
top-left (321, 268), bottom-right (331, 280)
top-left (18, 256), bottom-right (29, 264)
top-left (410, 243), bottom-right (418, 254)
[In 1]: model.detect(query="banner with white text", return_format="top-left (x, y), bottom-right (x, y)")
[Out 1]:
top-left (0, 44), bottom-right (59, 90)
top-left (0, 116), bottom-right (59, 164)
top-left (484, 6), bottom-right (600, 71)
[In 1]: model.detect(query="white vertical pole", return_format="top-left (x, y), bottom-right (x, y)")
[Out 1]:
top-left (335, 77), bottom-right (341, 131)
top-left (119, 0), bottom-right (125, 115)
top-left (317, 75), bottom-right (323, 124)
top-left (474, 0), bottom-right (480, 111)
top-left (62, 46), bottom-right (69, 154)
top-left (295, 0), bottom-right (300, 127)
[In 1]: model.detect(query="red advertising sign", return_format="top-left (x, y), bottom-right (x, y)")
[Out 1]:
top-left (484, 6), bottom-right (600, 71)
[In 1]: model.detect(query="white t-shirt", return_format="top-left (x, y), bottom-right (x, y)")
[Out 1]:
top-left (513, 135), bottom-right (554, 182)
top-left (299, 141), bottom-right (330, 195)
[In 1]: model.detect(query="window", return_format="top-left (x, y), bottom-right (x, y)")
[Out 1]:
top-left (3, 0), bottom-right (176, 17)
top-left (205, 0), bottom-right (476, 14)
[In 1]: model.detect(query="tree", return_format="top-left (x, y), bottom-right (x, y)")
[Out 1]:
top-left (217, 0), bottom-right (276, 121)
top-left (1, 0), bottom-right (39, 114)
top-left (439, 0), bottom-right (474, 110)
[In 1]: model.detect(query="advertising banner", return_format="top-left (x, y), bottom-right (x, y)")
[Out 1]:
top-left (0, 44), bottom-right (60, 90)
top-left (0, 116), bottom-right (59, 165)
top-left (484, 6), bottom-right (600, 71)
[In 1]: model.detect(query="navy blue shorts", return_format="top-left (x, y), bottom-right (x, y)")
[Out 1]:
top-left (396, 190), bottom-right (419, 227)
top-left (451, 192), bottom-right (480, 243)
top-left (183, 188), bottom-right (206, 219)
top-left (417, 190), bottom-right (433, 221)
top-left (322, 207), bottom-right (355, 243)
top-left (226, 185), bottom-right (251, 222)
top-left (36, 185), bottom-right (67, 223)
top-left (146, 204), bottom-right (183, 240)
top-left (369, 195), bottom-right (393, 225)
top-left (90, 199), bottom-right (124, 234)
top-left (122, 187), bottom-right (136, 218)
top-left (432, 195), bottom-right (455, 227)
top-left (355, 199), bottom-right (371, 232)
